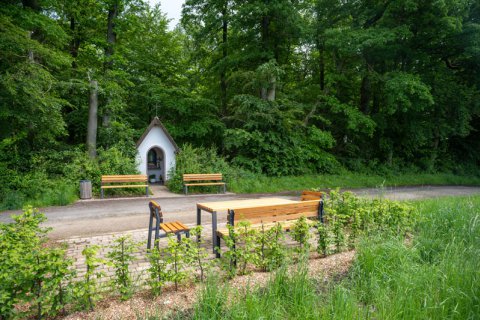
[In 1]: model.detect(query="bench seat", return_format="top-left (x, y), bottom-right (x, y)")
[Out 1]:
top-left (101, 174), bottom-right (148, 198)
top-left (183, 173), bottom-right (226, 195)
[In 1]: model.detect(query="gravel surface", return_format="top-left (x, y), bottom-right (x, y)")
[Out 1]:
top-left (63, 251), bottom-right (356, 320)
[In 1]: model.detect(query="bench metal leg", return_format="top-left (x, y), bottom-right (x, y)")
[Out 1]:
top-left (212, 211), bottom-right (218, 253)
top-left (101, 188), bottom-right (104, 199)
top-left (184, 185), bottom-right (188, 195)
top-left (196, 207), bottom-right (201, 243)
top-left (146, 186), bottom-right (149, 197)
top-left (147, 213), bottom-right (154, 250)
top-left (216, 235), bottom-right (221, 258)
top-left (154, 219), bottom-right (160, 248)
top-left (223, 184), bottom-right (226, 193)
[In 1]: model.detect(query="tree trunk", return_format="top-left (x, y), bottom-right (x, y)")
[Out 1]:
top-left (266, 75), bottom-right (276, 101)
top-left (70, 16), bottom-right (80, 69)
top-left (87, 80), bottom-right (98, 159)
top-left (220, 3), bottom-right (228, 116)
top-left (105, 1), bottom-right (118, 69)
top-left (360, 74), bottom-right (371, 114)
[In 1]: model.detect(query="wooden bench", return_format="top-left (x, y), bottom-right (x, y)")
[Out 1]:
top-left (183, 173), bottom-right (226, 195)
top-left (215, 200), bottom-right (323, 258)
top-left (147, 201), bottom-right (190, 249)
top-left (101, 175), bottom-right (149, 199)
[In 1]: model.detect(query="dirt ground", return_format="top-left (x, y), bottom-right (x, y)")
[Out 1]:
top-left (1, 185), bottom-right (479, 239)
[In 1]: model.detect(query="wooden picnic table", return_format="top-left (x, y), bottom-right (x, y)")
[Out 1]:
top-left (196, 198), bottom-right (298, 252)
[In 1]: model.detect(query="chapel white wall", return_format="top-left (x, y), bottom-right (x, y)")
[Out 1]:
top-left (136, 126), bottom-right (176, 180)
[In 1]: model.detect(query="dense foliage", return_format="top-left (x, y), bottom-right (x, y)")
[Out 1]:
top-left (0, 0), bottom-right (479, 206)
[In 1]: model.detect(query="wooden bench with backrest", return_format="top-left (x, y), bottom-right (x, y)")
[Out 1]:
top-left (101, 174), bottom-right (149, 199)
top-left (147, 201), bottom-right (190, 249)
top-left (215, 199), bottom-right (323, 258)
top-left (183, 173), bottom-right (226, 195)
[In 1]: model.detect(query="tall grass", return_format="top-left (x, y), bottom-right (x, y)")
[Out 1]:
top-left (228, 172), bottom-right (480, 193)
top-left (185, 196), bottom-right (480, 319)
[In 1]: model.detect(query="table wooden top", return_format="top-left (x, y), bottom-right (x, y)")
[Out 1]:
top-left (197, 198), bottom-right (298, 212)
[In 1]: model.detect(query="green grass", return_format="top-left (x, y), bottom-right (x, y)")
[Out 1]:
top-left (181, 195), bottom-right (480, 319)
top-left (228, 172), bottom-right (480, 193)
top-left (0, 180), bottom-right (78, 211)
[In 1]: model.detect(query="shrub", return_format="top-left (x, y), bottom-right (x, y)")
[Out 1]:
top-left (107, 235), bottom-right (140, 300)
top-left (291, 216), bottom-right (312, 255)
top-left (146, 242), bottom-right (169, 296)
top-left (220, 222), bottom-right (257, 277)
top-left (0, 207), bottom-right (74, 319)
top-left (316, 222), bottom-right (330, 257)
top-left (254, 223), bottom-right (287, 271)
top-left (73, 245), bottom-right (106, 311)
top-left (182, 226), bottom-right (213, 282)
top-left (164, 234), bottom-right (189, 291)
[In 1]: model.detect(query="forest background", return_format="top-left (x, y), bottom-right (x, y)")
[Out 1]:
top-left (1, 0), bottom-right (479, 209)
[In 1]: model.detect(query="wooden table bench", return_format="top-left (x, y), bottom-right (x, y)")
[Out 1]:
top-left (183, 173), bottom-right (226, 195)
top-left (196, 197), bottom-right (298, 253)
top-left (100, 174), bottom-right (149, 199)
top-left (215, 200), bottom-right (323, 258)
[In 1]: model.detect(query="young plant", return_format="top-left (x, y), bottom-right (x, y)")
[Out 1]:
top-left (220, 221), bottom-right (257, 277)
top-left (348, 212), bottom-right (360, 250)
top-left (254, 223), bottom-right (287, 271)
top-left (164, 234), bottom-right (188, 291)
top-left (291, 216), bottom-right (312, 255)
top-left (107, 235), bottom-right (140, 300)
top-left (0, 207), bottom-right (75, 319)
top-left (74, 245), bottom-right (105, 311)
top-left (316, 222), bottom-right (330, 257)
top-left (182, 226), bottom-right (212, 282)
top-left (333, 218), bottom-right (345, 253)
top-left (146, 241), bottom-right (169, 296)
top-left (235, 221), bottom-right (257, 275)
top-left (220, 224), bottom-right (239, 278)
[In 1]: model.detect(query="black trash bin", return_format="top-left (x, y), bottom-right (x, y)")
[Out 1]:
top-left (79, 180), bottom-right (92, 199)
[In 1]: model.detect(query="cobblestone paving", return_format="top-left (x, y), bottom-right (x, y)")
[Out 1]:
top-left (61, 222), bottom-right (223, 285)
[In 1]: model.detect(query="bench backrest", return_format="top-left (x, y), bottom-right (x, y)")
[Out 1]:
top-left (183, 173), bottom-right (223, 182)
top-left (229, 200), bottom-right (321, 225)
top-left (301, 190), bottom-right (323, 201)
top-left (149, 200), bottom-right (163, 220)
top-left (102, 175), bottom-right (147, 184)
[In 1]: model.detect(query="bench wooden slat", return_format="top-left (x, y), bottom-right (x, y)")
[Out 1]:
top-left (183, 173), bottom-right (226, 195)
top-left (233, 201), bottom-right (320, 221)
top-left (184, 182), bottom-right (226, 186)
top-left (246, 211), bottom-right (318, 225)
top-left (300, 190), bottom-right (322, 201)
top-left (183, 174), bottom-right (223, 181)
top-left (102, 178), bottom-right (147, 182)
top-left (160, 223), bottom-right (174, 233)
top-left (171, 221), bottom-right (187, 231)
top-left (101, 185), bottom-right (148, 189)
top-left (101, 174), bottom-right (149, 198)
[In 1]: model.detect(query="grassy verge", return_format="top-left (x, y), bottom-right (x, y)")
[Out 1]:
top-left (228, 172), bottom-right (480, 193)
top-left (188, 195), bottom-right (480, 319)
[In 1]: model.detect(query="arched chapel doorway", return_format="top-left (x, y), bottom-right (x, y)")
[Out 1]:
top-left (146, 147), bottom-right (165, 184)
